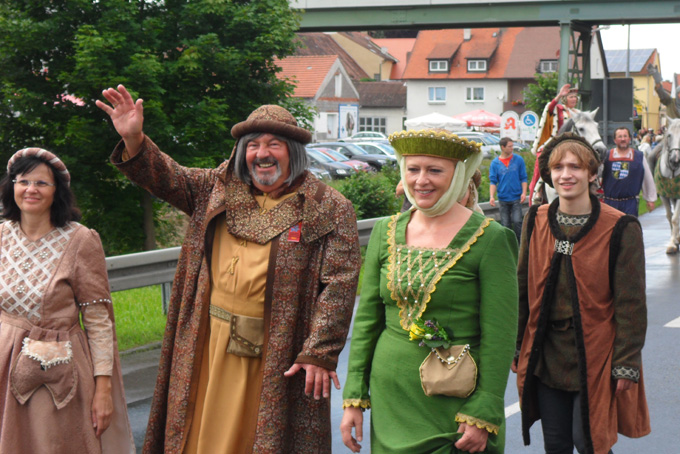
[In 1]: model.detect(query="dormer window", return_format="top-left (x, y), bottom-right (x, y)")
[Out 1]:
top-left (429, 60), bottom-right (448, 72)
top-left (468, 60), bottom-right (487, 72)
top-left (540, 60), bottom-right (558, 73)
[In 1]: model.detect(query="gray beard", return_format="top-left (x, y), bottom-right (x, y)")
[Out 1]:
top-left (250, 162), bottom-right (282, 187)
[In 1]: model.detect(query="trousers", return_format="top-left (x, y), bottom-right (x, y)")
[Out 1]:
top-left (536, 381), bottom-right (614, 454)
top-left (499, 199), bottom-right (522, 242)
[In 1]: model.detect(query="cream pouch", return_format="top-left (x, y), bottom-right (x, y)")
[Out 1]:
top-left (419, 344), bottom-right (478, 398)
top-left (11, 328), bottom-right (77, 409)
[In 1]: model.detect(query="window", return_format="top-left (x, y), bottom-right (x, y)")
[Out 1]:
top-left (334, 74), bottom-right (342, 97)
top-left (467, 60), bottom-right (487, 72)
top-left (466, 87), bottom-right (484, 102)
top-left (359, 117), bottom-right (387, 134)
top-left (540, 60), bottom-right (558, 73)
top-left (428, 87), bottom-right (446, 103)
top-left (429, 60), bottom-right (448, 72)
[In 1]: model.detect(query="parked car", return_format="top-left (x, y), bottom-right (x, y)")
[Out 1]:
top-left (353, 141), bottom-right (396, 157)
top-left (312, 147), bottom-right (375, 172)
top-left (305, 148), bottom-right (356, 179)
top-left (338, 131), bottom-right (388, 142)
top-left (308, 142), bottom-right (396, 171)
top-left (309, 166), bottom-right (332, 181)
top-left (463, 132), bottom-right (532, 153)
top-left (455, 132), bottom-right (501, 159)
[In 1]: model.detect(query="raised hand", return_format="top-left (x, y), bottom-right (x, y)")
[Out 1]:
top-left (95, 85), bottom-right (145, 156)
top-left (647, 64), bottom-right (663, 85)
top-left (558, 83), bottom-right (572, 99)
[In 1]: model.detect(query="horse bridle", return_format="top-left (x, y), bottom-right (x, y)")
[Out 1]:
top-left (666, 145), bottom-right (680, 172)
top-left (559, 118), bottom-right (605, 150)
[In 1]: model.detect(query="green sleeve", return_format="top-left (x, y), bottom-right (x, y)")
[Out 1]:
top-left (456, 223), bottom-right (519, 433)
top-left (342, 217), bottom-right (389, 409)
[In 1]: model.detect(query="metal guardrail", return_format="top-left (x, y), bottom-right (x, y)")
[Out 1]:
top-left (105, 202), bottom-right (507, 310)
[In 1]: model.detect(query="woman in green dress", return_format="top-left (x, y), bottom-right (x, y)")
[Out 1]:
top-left (340, 129), bottom-right (519, 453)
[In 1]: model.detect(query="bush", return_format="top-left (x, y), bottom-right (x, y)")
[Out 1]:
top-left (331, 169), bottom-right (402, 220)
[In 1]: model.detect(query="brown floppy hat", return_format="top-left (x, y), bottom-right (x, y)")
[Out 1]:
top-left (538, 132), bottom-right (600, 188)
top-left (231, 105), bottom-right (312, 144)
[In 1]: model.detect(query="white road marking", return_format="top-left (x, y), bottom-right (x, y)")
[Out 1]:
top-left (505, 401), bottom-right (521, 418)
top-left (664, 316), bottom-right (680, 328)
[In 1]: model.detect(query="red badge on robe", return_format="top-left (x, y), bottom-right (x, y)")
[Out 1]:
top-left (287, 222), bottom-right (301, 242)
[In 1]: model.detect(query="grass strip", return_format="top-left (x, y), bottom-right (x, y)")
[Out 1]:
top-left (112, 285), bottom-right (167, 352)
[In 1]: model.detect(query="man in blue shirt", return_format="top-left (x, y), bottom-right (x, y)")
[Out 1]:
top-left (489, 137), bottom-right (527, 241)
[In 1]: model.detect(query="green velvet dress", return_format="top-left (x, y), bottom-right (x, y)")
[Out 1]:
top-left (343, 210), bottom-right (519, 453)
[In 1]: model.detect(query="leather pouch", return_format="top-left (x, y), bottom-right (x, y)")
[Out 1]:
top-left (11, 330), bottom-right (77, 409)
top-left (226, 313), bottom-right (265, 358)
top-left (419, 344), bottom-right (478, 398)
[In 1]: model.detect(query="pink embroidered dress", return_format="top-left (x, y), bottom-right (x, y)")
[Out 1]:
top-left (0, 221), bottom-right (134, 454)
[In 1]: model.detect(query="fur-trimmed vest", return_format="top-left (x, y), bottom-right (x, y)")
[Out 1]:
top-left (516, 198), bottom-right (650, 454)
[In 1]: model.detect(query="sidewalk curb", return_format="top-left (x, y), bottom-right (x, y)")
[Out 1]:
top-left (120, 341), bottom-right (162, 358)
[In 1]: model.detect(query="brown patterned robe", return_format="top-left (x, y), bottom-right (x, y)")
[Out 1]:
top-left (111, 136), bottom-right (361, 453)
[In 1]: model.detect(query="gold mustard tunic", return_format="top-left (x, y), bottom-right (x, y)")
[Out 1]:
top-left (185, 193), bottom-right (295, 454)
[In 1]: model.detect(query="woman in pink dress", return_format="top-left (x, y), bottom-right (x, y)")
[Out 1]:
top-left (0, 148), bottom-right (134, 453)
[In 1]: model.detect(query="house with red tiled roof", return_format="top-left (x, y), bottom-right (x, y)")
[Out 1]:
top-left (276, 55), bottom-right (360, 141)
top-left (288, 33), bottom-right (408, 138)
top-left (372, 38), bottom-right (416, 80)
top-left (329, 32), bottom-right (398, 82)
top-left (356, 81), bottom-right (407, 134)
top-left (402, 27), bottom-right (561, 120)
top-left (294, 33), bottom-right (369, 82)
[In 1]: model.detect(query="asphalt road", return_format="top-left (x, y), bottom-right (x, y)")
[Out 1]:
top-left (126, 206), bottom-right (680, 453)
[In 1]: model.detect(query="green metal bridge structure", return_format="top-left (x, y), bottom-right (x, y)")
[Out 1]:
top-left (291, 0), bottom-right (680, 109)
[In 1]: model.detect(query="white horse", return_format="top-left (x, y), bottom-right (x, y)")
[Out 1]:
top-left (655, 117), bottom-right (680, 254)
top-left (535, 108), bottom-right (607, 203)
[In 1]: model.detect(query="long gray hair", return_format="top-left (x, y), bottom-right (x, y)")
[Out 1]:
top-left (233, 132), bottom-right (309, 186)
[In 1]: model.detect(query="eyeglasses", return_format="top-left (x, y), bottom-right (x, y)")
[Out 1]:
top-left (12, 179), bottom-right (55, 188)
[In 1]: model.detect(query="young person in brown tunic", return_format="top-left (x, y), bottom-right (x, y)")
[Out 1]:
top-left (513, 133), bottom-right (650, 454)
top-left (0, 148), bottom-right (134, 453)
top-left (96, 85), bottom-right (361, 453)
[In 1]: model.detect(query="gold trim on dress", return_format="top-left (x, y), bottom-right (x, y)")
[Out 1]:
top-left (455, 412), bottom-right (500, 435)
top-left (387, 212), bottom-right (492, 330)
top-left (342, 398), bottom-right (371, 410)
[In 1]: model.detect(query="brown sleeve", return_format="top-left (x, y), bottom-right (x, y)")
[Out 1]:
top-left (611, 220), bottom-right (647, 377)
top-left (295, 197), bottom-right (362, 371)
top-left (110, 135), bottom-right (218, 216)
top-left (72, 229), bottom-right (115, 376)
top-left (516, 209), bottom-right (533, 356)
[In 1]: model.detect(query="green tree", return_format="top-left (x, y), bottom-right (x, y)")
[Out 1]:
top-left (0, 0), bottom-right (304, 254)
top-left (522, 72), bottom-right (559, 114)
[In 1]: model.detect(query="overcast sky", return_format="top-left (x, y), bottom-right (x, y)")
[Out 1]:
top-left (599, 24), bottom-right (679, 83)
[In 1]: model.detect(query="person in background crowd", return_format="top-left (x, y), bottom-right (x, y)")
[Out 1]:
top-left (489, 137), bottom-right (528, 242)
top-left (601, 127), bottom-right (656, 216)
top-left (529, 84), bottom-right (579, 204)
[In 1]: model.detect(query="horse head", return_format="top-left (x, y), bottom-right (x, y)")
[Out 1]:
top-left (662, 117), bottom-right (680, 174)
top-left (561, 107), bottom-right (607, 160)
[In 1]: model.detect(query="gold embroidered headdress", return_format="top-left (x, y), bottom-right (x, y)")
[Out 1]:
top-left (389, 129), bottom-right (483, 217)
